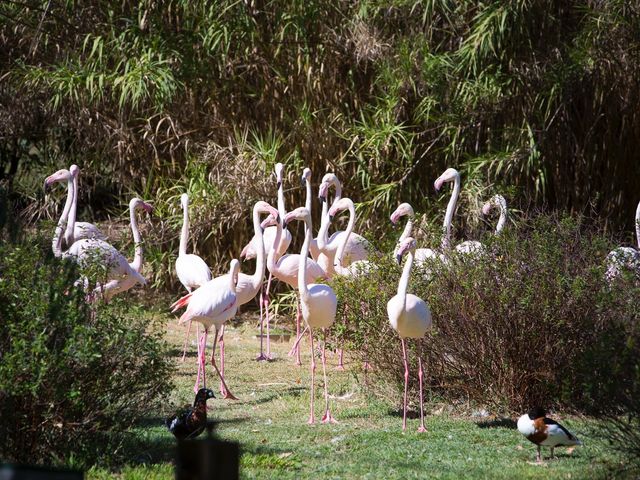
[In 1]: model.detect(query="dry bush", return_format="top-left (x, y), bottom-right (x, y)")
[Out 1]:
top-left (332, 213), bottom-right (640, 414)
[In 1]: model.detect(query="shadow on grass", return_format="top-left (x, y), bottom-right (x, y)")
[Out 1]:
top-left (476, 418), bottom-right (517, 429)
top-left (167, 348), bottom-right (198, 359)
top-left (387, 408), bottom-right (420, 419)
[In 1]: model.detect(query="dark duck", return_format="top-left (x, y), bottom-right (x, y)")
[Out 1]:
top-left (517, 407), bottom-right (582, 463)
top-left (166, 388), bottom-right (215, 440)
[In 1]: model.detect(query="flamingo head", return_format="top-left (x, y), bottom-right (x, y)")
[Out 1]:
top-left (328, 197), bottom-right (353, 220)
top-left (390, 202), bottom-right (414, 224)
top-left (44, 168), bottom-right (72, 191)
top-left (434, 167), bottom-right (460, 191)
top-left (318, 181), bottom-right (329, 203)
top-left (131, 197), bottom-right (154, 215)
top-left (69, 164), bottom-right (80, 178)
top-left (482, 194), bottom-right (507, 216)
top-left (275, 162), bottom-right (284, 187)
top-left (229, 259), bottom-right (241, 285)
top-left (260, 214), bottom-right (277, 229)
top-left (283, 207), bottom-right (310, 228)
top-left (180, 193), bottom-right (189, 209)
top-left (318, 173), bottom-right (340, 202)
top-left (255, 201), bottom-right (279, 226)
top-left (301, 167), bottom-right (311, 187)
top-left (395, 237), bottom-right (417, 265)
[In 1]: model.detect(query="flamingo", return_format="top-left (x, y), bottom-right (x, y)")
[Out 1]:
top-left (316, 173), bottom-right (370, 276)
top-left (45, 168), bottom-right (152, 300)
top-left (387, 237), bottom-right (433, 432)
top-left (176, 193), bottom-right (212, 361)
top-left (390, 202), bottom-right (442, 264)
top-left (267, 201), bottom-right (327, 365)
top-left (434, 167), bottom-right (483, 256)
top-left (241, 163), bottom-right (292, 360)
top-left (66, 165), bottom-right (107, 245)
top-left (283, 207), bottom-right (338, 424)
top-left (302, 168), bottom-right (331, 272)
top-left (605, 200), bottom-right (640, 281)
top-left (171, 259), bottom-right (241, 399)
top-left (481, 194), bottom-right (508, 235)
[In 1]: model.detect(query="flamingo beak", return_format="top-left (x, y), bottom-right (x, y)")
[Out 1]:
top-left (395, 253), bottom-right (403, 265)
top-left (277, 180), bottom-right (282, 189)
top-left (300, 177), bottom-right (306, 188)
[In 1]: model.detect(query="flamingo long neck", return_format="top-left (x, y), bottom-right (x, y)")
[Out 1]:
top-left (304, 176), bottom-right (311, 212)
top-left (397, 250), bottom-right (414, 310)
top-left (399, 214), bottom-right (414, 244)
top-left (442, 174), bottom-right (460, 249)
top-left (334, 202), bottom-right (356, 273)
top-left (65, 174), bottom-right (79, 246)
top-left (130, 203), bottom-right (144, 272)
top-left (179, 199), bottom-right (189, 256)
top-left (317, 180), bottom-right (342, 250)
top-left (267, 217), bottom-right (283, 273)
top-left (277, 170), bottom-right (286, 221)
top-left (249, 205), bottom-right (266, 290)
top-left (496, 199), bottom-right (507, 234)
top-left (635, 201), bottom-right (640, 250)
top-left (53, 175), bottom-right (75, 257)
top-left (298, 216), bottom-right (312, 298)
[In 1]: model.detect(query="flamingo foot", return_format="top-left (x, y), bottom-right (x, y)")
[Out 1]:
top-left (222, 390), bottom-right (238, 400)
top-left (363, 361), bottom-right (372, 371)
top-left (255, 353), bottom-right (272, 362)
top-left (321, 411), bottom-right (338, 424)
top-left (307, 415), bottom-right (316, 425)
top-left (335, 364), bottom-right (345, 371)
top-left (417, 426), bottom-right (427, 433)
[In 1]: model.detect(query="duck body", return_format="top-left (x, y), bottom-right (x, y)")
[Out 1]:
top-left (166, 388), bottom-right (215, 440)
top-left (517, 408), bottom-right (581, 462)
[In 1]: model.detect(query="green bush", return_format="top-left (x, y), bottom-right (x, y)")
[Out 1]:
top-left (0, 235), bottom-right (174, 466)
top-left (332, 213), bottom-right (640, 414)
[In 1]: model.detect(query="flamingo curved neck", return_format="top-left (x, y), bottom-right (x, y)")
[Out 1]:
top-left (66, 174), bottom-right (79, 245)
top-left (397, 251), bottom-right (414, 310)
top-left (130, 202), bottom-right (144, 272)
top-left (267, 217), bottom-right (283, 272)
top-left (179, 199), bottom-right (189, 256)
top-left (298, 216), bottom-right (312, 297)
top-left (442, 174), bottom-right (460, 249)
top-left (249, 205), bottom-right (266, 288)
top-left (400, 216), bottom-right (414, 244)
top-left (304, 177), bottom-right (311, 212)
top-left (635, 201), bottom-right (640, 250)
top-left (53, 175), bottom-right (75, 257)
top-left (496, 204), bottom-right (507, 234)
top-left (277, 169), bottom-right (286, 221)
top-left (317, 179), bottom-right (342, 251)
top-left (335, 202), bottom-right (356, 272)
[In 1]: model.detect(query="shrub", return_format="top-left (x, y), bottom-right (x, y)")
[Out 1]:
top-left (332, 213), bottom-right (640, 414)
top-left (0, 234), bottom-right (174, 466)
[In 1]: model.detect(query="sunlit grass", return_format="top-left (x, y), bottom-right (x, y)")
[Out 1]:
top-left (86, 306), bottom-right (627, 479)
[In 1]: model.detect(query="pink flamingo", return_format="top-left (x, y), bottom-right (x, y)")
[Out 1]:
top-left (284, 207), bottom-right (338, 424)
top-left (45, 168), bottom-right (152, 300)
top-left (316, 174), bottom-right (370, 276)
top-left (176, 193), bottom-right (212, 361)
top-left (390, 202), bottom-right (442, 265)
top-left (387, 237), bottom-right (432, 432)
top-left (434, 167), bottom-right (483, 256)
top-left (481, 194), bottom-right (508, 235)
top-left (241, 163), bottom-right (292, 360)
top-left (605, 200), bottom-right (640, 281)
top-left (172, 259), bottom-right (241, 399)
top-left (67, 165), bottom-right (107, 245)
top-left (266, 202), bottom-right (327, 366)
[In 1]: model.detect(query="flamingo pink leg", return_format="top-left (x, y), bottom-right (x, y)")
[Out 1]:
top-left (288, 300), bottom-right (303, 366)
top-left (401, 338), bottom-right (409, 431)
top-left (417, 342), bottom-right (427, 433)
top-left (181, 321), bottom-right (192, 362)
top-left (321, 330), bottom-right (338, 424)
top-left (307, 327), bottom-right (316, 424)
top-left (194, 328), bottom-right (208, 393)
top-left (265, 273), bottom-right (273, 359)
top-left (211, 327), bottom-right (237, 400)
top-left (256, 287), bottom-right (269, 361)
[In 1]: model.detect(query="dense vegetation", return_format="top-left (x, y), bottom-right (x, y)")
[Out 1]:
top-left (2, 1), bottom-right (640, 286)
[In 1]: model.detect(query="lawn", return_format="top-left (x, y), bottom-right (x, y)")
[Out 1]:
top-left (87, 308), bottom-right (627, 479)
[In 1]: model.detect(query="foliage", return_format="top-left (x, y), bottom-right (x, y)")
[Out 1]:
top-left (332, 213), bottom-right (640, 414)
top-left (0, 234), bottom-right (173, 466)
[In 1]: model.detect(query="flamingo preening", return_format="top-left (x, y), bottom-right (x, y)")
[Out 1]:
top-left (434, 168), bottom-right (483, 256)
top-left (172, 259), bottom-right (241, 399)
top-left (387, 237), bottom-right (432, 432)
top-left (481, 194), bottom-right (508, 235)
top-left (284, 207), bottom-right (338, 424)
top-left (45, 167), bottom-right (152, 300)
top-left (242, 163), bottom-right (292, 360)
top-left (605, 200), bottom-right (640, 281)
top-left (176, 193), bottom-right (212, 361)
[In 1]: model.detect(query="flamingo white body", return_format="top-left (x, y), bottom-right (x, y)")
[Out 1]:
top-left (67, 166), bottom-right (107, 245)
top-left (390, 202), bottom-right (444, 266)
top-left (45, 168), bottom-right (151, 300)
top-left (316, 173), bottom-right (370, 276)
top-left (387, 237), bottom-right (432, 432)
top-left (174, 260), bottom-right (241, 399)
top-left (284, 207), bottom-right (337, 424)
top-left (517, 408), bottom-right (581, 463)
top-left (434, 167), bottom-right (484, 257)
top-left (482, 194), bottom-right (508, 235)
top-left (605, 200), bottom-right (640, 281)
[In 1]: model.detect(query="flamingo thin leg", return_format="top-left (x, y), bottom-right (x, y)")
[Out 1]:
top-left (321, 330), bottom-right (337, 424)
top-left (307, 327), bottom-right (316, 424)
top-left (417, 342), bottom-right (427, 433)
top-left (401, 338), bottom-right (409, 431)
top-left (265, 272), bottom-right (273, 359)
top-left (210, 327), bottom-right (237, 400)
top-left (288, 300), bottom-right (303, 365)
top-left (256, 287), bottom-right (268, 361)
top-left (181, 320), bottom-right (192, 362)
top-left (336, 306), bottom-right (347, 370)
top-left (194, 328), bottom-right (208, 393)
top-left (219, 325), bottom-right (227, 397)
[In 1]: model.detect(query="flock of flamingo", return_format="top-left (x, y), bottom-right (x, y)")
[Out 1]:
top-left (44, 163), bottom-right (639, 440)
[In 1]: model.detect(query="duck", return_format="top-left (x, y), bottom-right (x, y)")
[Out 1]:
top-left (166, 388), bottom-right (216, 440)
top-left (517, 407), bottom-right (582, 463)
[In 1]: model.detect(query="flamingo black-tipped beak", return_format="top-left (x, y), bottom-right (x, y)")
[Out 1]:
top-left (395, 253), bottom-right (402, 265)
top-left (329, 214), bottom-right (334, 221)
top-left (300, 177), bottom-right (306, 188)
top-left (318, 195), bottom-right (326, 203)
top-left (277, 181), bottom-right (282, 189)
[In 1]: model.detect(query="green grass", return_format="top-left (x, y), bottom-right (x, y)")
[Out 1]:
top-left (87, 308), bottom-right (627, 479)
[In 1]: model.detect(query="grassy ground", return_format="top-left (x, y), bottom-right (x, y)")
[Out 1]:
top-left (87, 308), bottom-right (627, 479)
